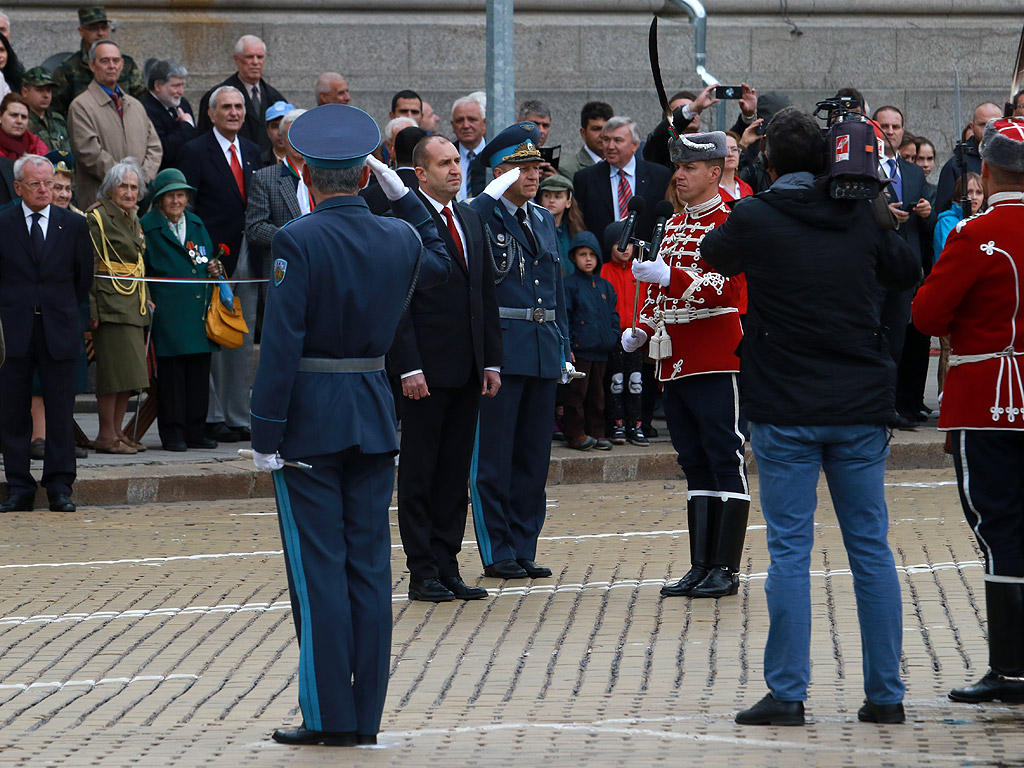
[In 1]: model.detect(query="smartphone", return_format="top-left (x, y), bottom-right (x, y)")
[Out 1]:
top-left (715, 85), bottom-right (742, 100)
top-left (901, 200), bottom-right (918, 212)
top-left (539, 145), bottom-right (561, 171)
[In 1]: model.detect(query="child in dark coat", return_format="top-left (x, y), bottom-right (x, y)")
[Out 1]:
top-left (562, 232), bottom-right (620, 450)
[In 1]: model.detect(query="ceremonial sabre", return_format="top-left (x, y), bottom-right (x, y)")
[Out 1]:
top-left (237, 449), bottom-right (313, 469)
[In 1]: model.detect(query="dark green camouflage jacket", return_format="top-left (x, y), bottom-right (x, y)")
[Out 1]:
top-left (29, 109), bottom-right (72, 153)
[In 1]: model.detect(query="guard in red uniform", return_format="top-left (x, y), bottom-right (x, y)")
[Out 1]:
top-left (624, 131), bottom-right (748, 599)
top-left (913, 116), bottom-right (1024, 704)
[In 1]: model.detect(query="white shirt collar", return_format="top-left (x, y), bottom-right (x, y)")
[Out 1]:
top-left (213, 128), bottom-right (241, 156)
top-left (22, 202), bottom-right (50, 221)
top-left (609, 155), bottom-right (637, 178)
top-left (421, 190), bottom-right (454, 214)
top-left (583, 145), bottom-right (603, 164)
top-left (459, 137), bottom-right (486, 158)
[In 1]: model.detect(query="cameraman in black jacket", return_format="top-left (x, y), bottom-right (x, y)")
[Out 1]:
top-left (700, 106), bottom-right (919, 727)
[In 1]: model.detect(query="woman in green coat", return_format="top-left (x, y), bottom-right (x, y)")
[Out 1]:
top-left (141, 168), bottom-right (223, 452)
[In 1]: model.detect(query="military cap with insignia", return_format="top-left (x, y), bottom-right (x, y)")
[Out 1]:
top-left (981, 117), bottom-right (1024, 172)
top-left (669, 130), bottom-right (729, 163)
top-left (22, 66), bottom-right (57, 88)
top-left (45, 149), bottom-right (75, 174)
top-left (479, 121), bottom-right (544, 169)
top-left (78, 6), bottom-right (109, 25)
top-left (288, 103), bottom-right (381, 168)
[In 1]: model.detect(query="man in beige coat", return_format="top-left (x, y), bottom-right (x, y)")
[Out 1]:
top-left (68, 40), bottom-right (161, 207)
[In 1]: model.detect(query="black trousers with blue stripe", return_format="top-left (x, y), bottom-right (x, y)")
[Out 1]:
top-left (470, 374), bottom-right (556, 566)
top-left (273, 447), bottom-right (394, 735)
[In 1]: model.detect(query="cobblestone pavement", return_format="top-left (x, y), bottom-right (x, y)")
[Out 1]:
top-left (0, 470), bottom-right (1020, 767)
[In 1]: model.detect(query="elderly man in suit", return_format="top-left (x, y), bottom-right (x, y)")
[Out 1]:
top-left (142, 59), bottom-right (196, 171)
top-left (573, 116), bottom-right (671, 260)
top-left (246, 107), bottom-right (307, 328)
top-left (0, 155), bottom-right (92, 513)
top-left (67, 40), bottom-right (161, 208)
top-left (197, 35), bottom-right (284, 163)
top-left (451, 93), bottom-right (487, 201)
top-left (392, 134), bottom-right (503, 602)
top-left (177, 85), bottom-right (260, 444)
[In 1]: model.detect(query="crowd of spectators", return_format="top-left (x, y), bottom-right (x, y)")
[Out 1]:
top-left (1, 2), bottom-right (1021, 469)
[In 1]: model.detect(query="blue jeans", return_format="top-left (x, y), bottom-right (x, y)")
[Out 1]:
top-left (749, 422), bottom-right (905, 704)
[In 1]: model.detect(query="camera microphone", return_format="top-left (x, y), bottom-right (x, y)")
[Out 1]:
top-left (646, 200), bottom-right (676, 262)
top-left (617, 196), bottom-right (646, 253)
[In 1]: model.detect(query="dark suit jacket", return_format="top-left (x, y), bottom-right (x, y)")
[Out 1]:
top-left (360, 167), bottom-right (419, 216)
top-left (176, 130), bottom-right (261, 276)
top-left (574, 158), bottom-right (672, 259)
top-left (454, 140), bottom-right (487, 199)
top-left (888, 157), bottom-right (933, 267)
top-left (142, 92), bottom-right (198, 170)
top-left (0, 204), bottom-right (92, 360)
top-left (196, 73), bottom-right (285, 161)
top-left (0, 157), bottom-right (15, 206)
top-left (389, 193), bottom-right (502, 387)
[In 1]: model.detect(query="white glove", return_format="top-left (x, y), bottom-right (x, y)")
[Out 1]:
top-left (365, 155), bottom-right (408, 202)
top-left (560, 360), bottom-right (577, 385)
top-left (632, 256), bottom-right (671, 287)
top-left (253, 451), bottom-right (285, 472)
top-left (621, 327), bottom-right (648, 353)
top-left (482, 166), bottom-right (521, 200)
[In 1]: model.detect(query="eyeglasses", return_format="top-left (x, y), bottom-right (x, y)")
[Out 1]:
top-left (21, 180), bottom-right (54, 190)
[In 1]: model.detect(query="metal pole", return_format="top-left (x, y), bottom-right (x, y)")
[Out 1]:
top-left (486, 0), bottom-right (515, 139)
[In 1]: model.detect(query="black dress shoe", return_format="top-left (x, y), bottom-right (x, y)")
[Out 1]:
top-left (186, 437), bottom-right (218, 449)
top-left (206, 422), bottom-right (239, 443)
top-left (857, 699), bottom-right (905, 723)
top-left (232, 426), bottom-right (252, 441)
top-left (895, 414), bottom-right (918, 431)
top-left (660, 566), bottom-right (709, 597)
top-left (735, 693), bottom-right (805, 726)
top-left (483, 558), bottom-right (529, 579)
top-left (356, 734), bottom-right (377, 746)
top-left (948, 670), bottom-right (1024, 703)
top-left (30, 438), bottom-right (45, 460)
top-left (162, 441), bottom-right (188, 452)
top-left (0, 492), bottom-right (35, 513)
top-left (516, 559), bottom-right (552, 578)
top-left (690, 565), bottom-right (739, 598)
top-left (48, 493), bottom-right (76, 512)
top-left (408, 577), bottom-right (455, 602)
top-left (272, 725), bottom-right (357, 746)
top-left (441, 575), bottom-right (488, 600)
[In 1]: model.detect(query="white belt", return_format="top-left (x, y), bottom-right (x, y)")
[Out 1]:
top-left (660, 306), bottom-right (738, 325)
top-left (948, 347), bottom-right (1024, 367)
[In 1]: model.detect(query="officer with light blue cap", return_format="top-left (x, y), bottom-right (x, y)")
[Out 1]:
top-left (248, 103), bottom-right (453, 748)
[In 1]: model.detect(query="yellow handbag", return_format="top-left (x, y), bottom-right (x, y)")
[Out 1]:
top-left (206, 284), bottom-right (249, 349)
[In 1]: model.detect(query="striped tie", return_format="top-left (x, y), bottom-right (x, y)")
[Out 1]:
top-left (617, 170), bottom-right (631, 220)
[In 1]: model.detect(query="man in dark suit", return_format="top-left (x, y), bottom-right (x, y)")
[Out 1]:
top-left (873, 106), bottom-right (933, 427)
top-left (0, 155), bottom-right (92, 512)
top-left (360, 125), bottom-right (424, 216)
top-left (574, 116), bottom-right (672, 260)
top-left (451, 94), bottom-right (487, 201)
top-left (142, 59), bottom-right (196, 171)
top-left (391, 135), bottom-right (502, 602)
top-left (177, 85), bottom-right (260, 443)
top-left (248, 104), bottom-right (452, 746)
top-left (196, 35), bottom-right (284, 162)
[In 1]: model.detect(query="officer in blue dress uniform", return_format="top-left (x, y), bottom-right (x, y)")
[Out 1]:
top-left (468, 122), bottom-right (575, 580)
top-left (248, 104), bottom-right (452, 747)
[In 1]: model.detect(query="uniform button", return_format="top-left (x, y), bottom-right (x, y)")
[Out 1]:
top-left (192, 268), bottom-right (197, 274)
top-left (195, 294), bottom-right (201, 299)
top-left (537, 298), bottom-right (543, 305)
top-left (534, 279), bottom-right (540, 286)
top-left (534, 260), bottom-right (539, 266)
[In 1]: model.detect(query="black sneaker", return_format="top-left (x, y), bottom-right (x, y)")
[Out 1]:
top-left (627, 424), bottom-right (650, 446)
top-left (610, 423), bottom-right (627, 445)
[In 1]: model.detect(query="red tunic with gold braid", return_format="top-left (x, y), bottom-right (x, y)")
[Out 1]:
top-left (913, 192), bottom-right (1024, 430)
top-left (638, 194), bottom-right (743, 382)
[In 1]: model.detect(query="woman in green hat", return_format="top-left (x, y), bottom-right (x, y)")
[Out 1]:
top-left (141, 167), bottom-right (223, 452)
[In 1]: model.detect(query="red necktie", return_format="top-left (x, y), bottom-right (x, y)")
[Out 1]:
top-left (441, 206), bottom-right (466, 266)
top-left (617, 170), bottom-right (631, 220)
top-left (229, 145), bottom-right (246, 203)
top-left (110, 89), bottom-right (123, 119)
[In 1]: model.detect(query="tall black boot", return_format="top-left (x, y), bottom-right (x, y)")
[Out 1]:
top-left (949, 581), bottom-right (1024, 703)
top-left (691, 495), bottom-right (750, 599)
top-left (661, 494), bottom-right (716, 597)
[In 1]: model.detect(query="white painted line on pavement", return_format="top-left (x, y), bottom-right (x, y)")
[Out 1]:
top-left (0, 673), bottom-right (199, 692)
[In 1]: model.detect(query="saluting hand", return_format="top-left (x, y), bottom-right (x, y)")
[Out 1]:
top-left (366, 155), bottom-right (408, 202)
top-left (482, 166), bottom-right (521, 201)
